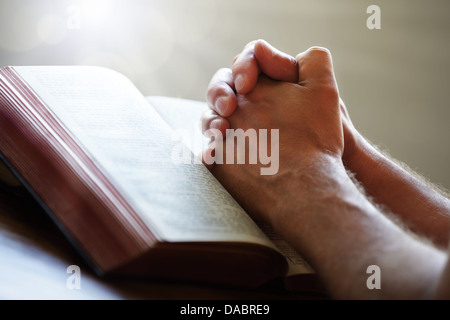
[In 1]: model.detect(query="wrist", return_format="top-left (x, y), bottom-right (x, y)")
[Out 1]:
top-left (272, 152), bottom-right (349, 232)
top-left (342, 132), bottom-right (384, 191)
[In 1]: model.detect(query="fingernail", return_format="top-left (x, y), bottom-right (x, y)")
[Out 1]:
top-left (234, 74), bottom-right (246, 93)
top-left (210, 119), bottom-right (222, 130)
top-left (215, 96), bottom-right (230, 116)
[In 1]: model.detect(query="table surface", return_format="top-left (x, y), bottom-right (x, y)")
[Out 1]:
top-left (0, 178), bottom-right (326, 300)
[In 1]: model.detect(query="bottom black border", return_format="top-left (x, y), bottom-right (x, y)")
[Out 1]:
top-left (0, 299), bottom-right (440, 318)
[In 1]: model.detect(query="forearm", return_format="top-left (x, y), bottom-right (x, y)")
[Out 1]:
top-left (344, 135), bottom-right (450, 247)
top-left (274, 154), bottom-right (447, 299)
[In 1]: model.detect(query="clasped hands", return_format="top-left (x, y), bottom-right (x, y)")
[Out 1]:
top-left (200, 40), bottom-right (360, 225)
top-left (199, 40), bottom-right (450, 299)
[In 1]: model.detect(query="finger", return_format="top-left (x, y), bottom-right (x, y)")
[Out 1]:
top-left (206, 68), bottom-right (237, 117)
top-left (201, 141), bottom-right (216, 170)
top-left (232, 39), bottom-right (298, 94)
top-left (231, 40), bottom-right (260, 94)
top-left (254, 39), bottom-right (298, 83)
top-left (295, 46), bottom-right (337, 88)
top-left (200, 109), bottom-right (230, 138)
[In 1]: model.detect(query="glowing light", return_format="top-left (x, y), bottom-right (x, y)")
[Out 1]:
top-left (37, 15), bottom-right (68, 45)
top-left (79, 0), bottom-right (115, 26)
top-left (0, 4), bottom-right (43, 52)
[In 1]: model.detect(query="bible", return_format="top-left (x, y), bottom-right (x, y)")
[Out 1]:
top-left (0, 66), bottom-right (320, 291)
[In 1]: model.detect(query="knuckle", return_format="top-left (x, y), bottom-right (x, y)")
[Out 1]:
top-left (211, 68), bottom-right (231, 84)
top-left (217, 67), bottom-right (232, 76)
top-left (201, 109), bottom-right (218, 122)
top-left (208, 80), bottom-right (232, 98)
top-left (244, 39), bottom-right (258, 49)
top-left (307, 46), bottom-right (332, 57)
top-left (314, 83), bottom-right (339, 103)
top-left (202, 108), bottom-right (216, 118)
top-left (214, 82), bottom-right (231, 94)
top-left (233, 43), bottom-right (257, 68)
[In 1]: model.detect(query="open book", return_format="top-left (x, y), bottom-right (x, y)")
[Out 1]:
top-left (0, 66), bottom-right (321, 292)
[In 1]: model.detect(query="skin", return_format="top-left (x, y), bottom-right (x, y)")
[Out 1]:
top-left (201, 40), bottom-right (450, 299)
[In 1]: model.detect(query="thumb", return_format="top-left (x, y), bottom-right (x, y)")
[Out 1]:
top-left (254, 39), bottom-right (298, 83)
top-left (296, 46), bottom-right (337, 89)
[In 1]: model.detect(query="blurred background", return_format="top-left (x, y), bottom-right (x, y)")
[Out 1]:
top-left (0, 0), bottom-right (449, 190)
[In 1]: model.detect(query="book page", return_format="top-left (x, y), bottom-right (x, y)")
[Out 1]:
top-left (257, 222), bottom-right (315, 276)
top-left (13, 66), bottom-right (276, 247)
top-left (146, 96), bottom-right (208, 156)
top-left (148, 96), bottom-right (315, 276)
